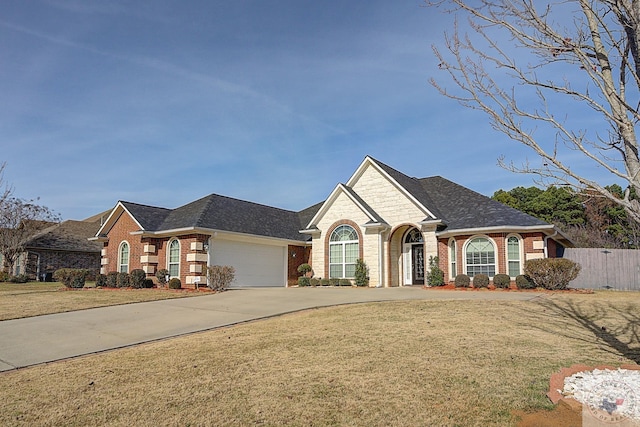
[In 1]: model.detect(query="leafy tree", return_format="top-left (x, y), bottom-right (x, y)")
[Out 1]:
top-left (0, 197), bottom-right (59, 274)
top-left (492, 186), bottom-right (585, 225)
top-left (493, 184), bottom-right (640, 248)
top-left (429, 0), bottom-right (640, 223)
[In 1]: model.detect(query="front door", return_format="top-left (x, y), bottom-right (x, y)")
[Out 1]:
top-left (411, 244), bottom-right (425, 285)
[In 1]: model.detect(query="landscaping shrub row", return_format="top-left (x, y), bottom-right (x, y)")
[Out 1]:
top-left (450, 258), bottom-right (581, 290)
top-left (296, 260), bottom-right (370, 287)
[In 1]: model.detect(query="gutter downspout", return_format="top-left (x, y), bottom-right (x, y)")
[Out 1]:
top-left (378, 231), bottom-right (385, 287)
top-left (544, 230), bottom-right (559, 258)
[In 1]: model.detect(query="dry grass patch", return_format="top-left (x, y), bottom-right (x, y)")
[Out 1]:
top-left (0, 282), bottom-right (207, 321)
top-left (1, 292), bottom-right (639, 426)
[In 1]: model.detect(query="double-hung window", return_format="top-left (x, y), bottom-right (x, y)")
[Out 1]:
top-left (329, 225), bottom-right (359, 278)
top-left (465, 237), bottom-right (495, 277)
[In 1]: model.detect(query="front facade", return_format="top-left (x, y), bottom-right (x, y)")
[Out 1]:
top-left (93, 194), bottom-right (313, 288)
top-left (93, 156), bottom-right (570, 288)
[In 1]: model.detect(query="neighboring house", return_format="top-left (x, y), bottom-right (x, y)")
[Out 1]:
top-left (2, 218), bottom-right (104, 279)
top-left (93, 156), bottom-right (572, 288)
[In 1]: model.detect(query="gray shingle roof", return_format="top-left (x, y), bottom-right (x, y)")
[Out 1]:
top-left (369, 157), bottom-right (548, 231)
top-left (123, 194), bottom-right (313, 242)
top-left (120, 202), bottom-right (171, 230)
top-left (26, 220), bottom-right (102, 253)
top-left (418, 176), bottom-right (548, 230)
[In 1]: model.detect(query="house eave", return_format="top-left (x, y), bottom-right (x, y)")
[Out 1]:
top-left (134, 227), bottom-right (309, 246)
top-left (436, 224), bottom-right (556, 238)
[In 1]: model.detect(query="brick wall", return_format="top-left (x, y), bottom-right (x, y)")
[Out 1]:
top-left (437, 232), bottom-right (547, 282)
top-left (287, 245), bottom-right (311, 287)
top-left (25, 250), bottom-right (100, 279)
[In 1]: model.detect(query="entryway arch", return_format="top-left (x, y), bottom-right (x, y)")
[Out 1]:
top-left (403, 228), bottom-right (425, 285)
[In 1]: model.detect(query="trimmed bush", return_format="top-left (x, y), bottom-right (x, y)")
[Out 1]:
top-left (298, 276), bottom-right (310, 287)
top-left (320, 278), bottom-right (330, 286)
top-left (156, 269), bottom-right (169, 287)
top-left (455, 274), bottom-right (470, 288)
top-left (473, 273), bottom-right (489, 288)
top-left (9, 274), bottom-right (29, 283)
top-left (516, 274), bottom-right (536, 289)
top-left (427, 256), bottom-right (445, 286)
top-left (206, 265), bottom-right (235, 291)
top-left (297, 263), bottom-right (312, 276)
top-left (129, 269), bottom-right (147, 289)
top-left (106, 272), bottom-right (118, 288)
top-left (143, 279), bottom-right (154, 288)
top-left (53, 268), bottom-right (88, 289)
top-left (0, 271), bottom-right (9, 282)
top-left (339, 279), bottom-right (352, 287)
top-left (493, 273), bottom-right (511, 289)
top-left (116, 272), bottom-right (130, 288)
top-left (524, 258), bottom-right (581, 290)
top-left (354, 259), bottom-right (369, 287)
top-left (168, 278), bottom-right (182, 289)
top-left (95, 274), bottom-right (107, 288)
top-left (309, 278), bottom-right (320, 287)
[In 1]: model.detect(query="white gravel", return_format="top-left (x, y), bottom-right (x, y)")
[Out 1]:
top-left (562, 368), bottom-right (640, 421)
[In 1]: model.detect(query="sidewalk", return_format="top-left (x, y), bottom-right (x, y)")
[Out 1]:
top-left (0, 287), bottom-right (540, 372)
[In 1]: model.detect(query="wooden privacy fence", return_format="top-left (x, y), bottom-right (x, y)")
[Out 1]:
top-left (562, 248), bottom-right (640, 291)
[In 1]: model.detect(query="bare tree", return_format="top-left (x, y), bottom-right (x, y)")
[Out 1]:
top-left (429, 0), bottom-right (640, 222)
top-left (0, 198), bottom-right (59, 274)
top-left (0, 162), bottom-right (12, 211)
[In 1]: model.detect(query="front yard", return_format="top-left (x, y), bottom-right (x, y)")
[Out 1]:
top-left (0, 282), bottom-right (208, 321)
top-left (1, 291), bottom-right (639, 426)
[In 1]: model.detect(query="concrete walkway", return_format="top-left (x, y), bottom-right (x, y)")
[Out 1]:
top-left (0, 287), bottom-right (542, 372)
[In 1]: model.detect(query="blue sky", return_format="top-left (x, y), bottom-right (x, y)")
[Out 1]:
top-left (0, 0), bottom-right (611, 220)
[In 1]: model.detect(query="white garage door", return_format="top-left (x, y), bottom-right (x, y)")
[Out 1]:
top-left (210, 240), bottom-right (286, 288)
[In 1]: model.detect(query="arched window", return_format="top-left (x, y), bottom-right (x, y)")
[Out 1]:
top-left (507, 235), bottom-right (522, 277)
top-left (329, 225), bottom-right (359, 278)
top-left (465, 237), bottom-right (495, 277)
top-left (405, 228), bottom-right (424, 243)
top-left (118, 241), bottom-right (130, 273)
top-left (168, 239), bottom-right (180, 278)
top-left (449, 238), bottom-right (457, 279)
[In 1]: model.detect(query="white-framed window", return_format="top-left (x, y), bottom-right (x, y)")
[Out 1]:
top-left (329, 225), bottom-right (359, 278)
top-left (118, 241), bottom-right (130, 273)
top-left (465, 236), bottom-right (496, 277)
top-left (168, 238), bottom-right (180, 278)
top-left (506, 235), bottom-right (522, 277)
top-left (449, 238), bottom-right (457, 280)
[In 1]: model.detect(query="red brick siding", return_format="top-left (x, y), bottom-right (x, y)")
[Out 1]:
top-left (103, 212), bottom-right (143, 274)
top-left (437, 232), bottom-right (547, 282)
top-left (287, 245), bottom-right (311, 287)
top-left (103, 212), bottom-right (211, 287)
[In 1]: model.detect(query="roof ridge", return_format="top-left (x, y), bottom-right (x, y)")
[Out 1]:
top-left (120, 200), bottom-right (171, 211)
top-left (197, 192), bottom-right (299, 214)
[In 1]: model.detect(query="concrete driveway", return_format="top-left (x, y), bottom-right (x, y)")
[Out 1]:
top-left (0, 287), bottom-right (542, 372)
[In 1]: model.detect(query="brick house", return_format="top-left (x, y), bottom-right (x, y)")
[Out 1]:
top-left (3, 218), bottom-right (103, 280)
top-left (93, 156), bottom-right (571, 288)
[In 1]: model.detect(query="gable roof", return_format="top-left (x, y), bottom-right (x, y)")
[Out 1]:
top-left (309, 156), bottom-right (547, 233)
top-left (369, 157), bottom-right (444, 221)
top-left (101, 194), bottom-right (314, 243)
top-left (26, 219), bottom-right (102, 253)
